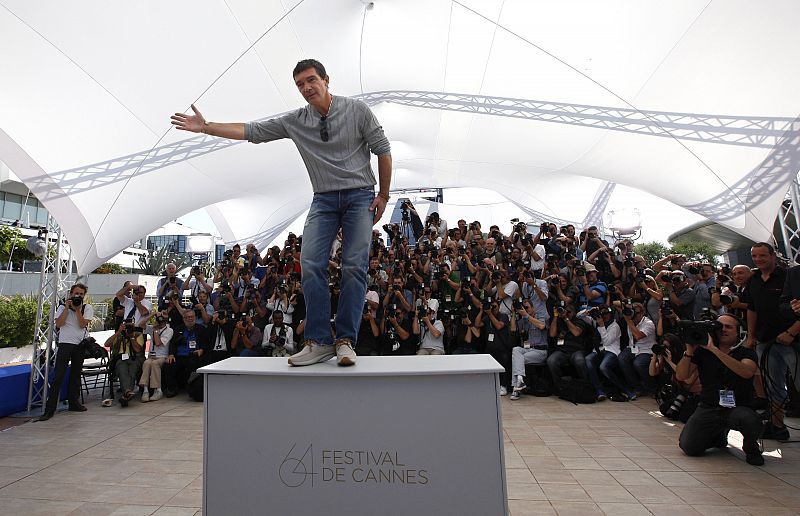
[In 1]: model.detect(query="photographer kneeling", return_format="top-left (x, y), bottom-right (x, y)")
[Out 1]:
top-left (676, 314), bottom-right (764, 466)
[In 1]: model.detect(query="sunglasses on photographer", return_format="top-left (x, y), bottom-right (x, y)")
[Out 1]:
top-left (320, 115), bottom-right (329, 142)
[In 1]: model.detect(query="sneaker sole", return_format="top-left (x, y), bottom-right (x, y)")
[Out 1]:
top-left (288, 351), bottom-right (335, 367)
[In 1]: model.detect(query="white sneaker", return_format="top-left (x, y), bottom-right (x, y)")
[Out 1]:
top-left (141, 390), bottom-right (150, 403)
top-left (150, 389), bottom-right (163, 401)
top-left (288, 341), bottom-right (335, 366)
top-left (499, 386), bottom-right (508, 396)
top-left (334, 338), bottom-right (357, 366)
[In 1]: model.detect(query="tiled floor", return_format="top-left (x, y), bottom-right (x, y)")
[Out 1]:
top-left (0, 392), bottom-right (797, 515)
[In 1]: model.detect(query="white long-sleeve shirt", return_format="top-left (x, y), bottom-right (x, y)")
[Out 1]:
top-left (597, 320), bottom-right (622, 355)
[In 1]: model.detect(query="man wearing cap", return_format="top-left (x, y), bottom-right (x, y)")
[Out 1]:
top-left (171, 58), bottom-right (391, 367)
top-left (576, 263), bottom-right (607, 310)
top-left (415, 298), bottom-right (445, 355)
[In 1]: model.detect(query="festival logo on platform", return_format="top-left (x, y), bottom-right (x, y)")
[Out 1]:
top-left (278, 443), bottom-right (429, 488)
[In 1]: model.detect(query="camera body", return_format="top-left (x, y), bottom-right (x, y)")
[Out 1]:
top-left (677, 320), bottom-right (722, 347)
top-left (71, 296), bottom-right (82, 307)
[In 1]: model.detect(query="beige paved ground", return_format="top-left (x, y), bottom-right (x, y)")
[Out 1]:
top-left (0, 391), bottom-right (797, 515)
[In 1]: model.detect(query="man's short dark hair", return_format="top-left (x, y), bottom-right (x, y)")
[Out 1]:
top-left (751, 242), bottom-right (775, 254)
top-left (293, 59), bottom-right (327, 79)
top-left (69, 283), bottom-right (88, 294)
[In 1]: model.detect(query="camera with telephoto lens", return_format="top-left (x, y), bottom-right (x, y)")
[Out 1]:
top-left (588, 307), bottom-right (600, 318)
top-left (651, 342), bottom-right (666, 356)
top-left (720, 263), bottom-right (731, 275)
top-left (512, 297), bottom-right (523, 310)
top-left (661, 299), bottom-right (673, 317)
top-left (192, 266), bottom-right (201, 276)
top-left (71, 296), bottom-right (82, 307)
top-left (688, 264), bottom-right (700, 275)
top-left (540, 222), bottom-right (550, 234)
top-left (218, 310), bottom-right (227, 320)
top-left (221, 280), bottom-right (231, 293)
top-left (483, 296), bottom-right (493, 310)
top-left (677, 319), bottom-right (722, 347)
top-left (575, 266), bottom-right (586, 276)
top-left (491, 270), bottom-right (502, 281)
top-left (155, 314), bottom-right (166, 324)
top-left (622, 300), bottom-right (634, 317)
top-left (664, 393), bottom-right (688, 420)
top-left (555, 300), bottom-right (567, 317)
top-left (719, 291), bottom-right (738, 305)
top-left (635, 271), bottom-right (647, 285)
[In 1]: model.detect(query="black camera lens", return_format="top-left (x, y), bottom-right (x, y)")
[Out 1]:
top-left (71, 296), bottom-right (82, 306)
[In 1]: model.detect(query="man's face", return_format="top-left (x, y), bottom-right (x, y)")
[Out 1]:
top-left (587, 270), bottom-right (597, 283)
top-left (717, 316), bottom-right (739, 344)
top-left (166, 264), bottom-right (176, 276)
top-left (183, 312), bottom-right (196, 328)
top-left (393, 278), bottom-right (403, 289)
top-left (198, 291), bottom-right (208, 304)
top-left (671, 274), bottom-right (686, 289)
top-left (134, 287), bottom-right (146, 299)
top-left (294, 67), bottom-right (329, 103)
top-left (511, 248), bottom-right (521, 260)
top-left (369, 258), bottom-right (379, 270)
top-left (701, 265), bottom-right (715, 279)
top-left (751, 246), bottom-right (775, 271)
top-left (273, 313), bottom-right (284, 326)
top-left (485, 239), bottom-right (496, 251)
top-left (731, 265), bottom-right (751, 286)
top-left (70, 287), bottom-right (86, 300)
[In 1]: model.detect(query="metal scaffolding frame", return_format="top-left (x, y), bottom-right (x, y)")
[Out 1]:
top-left (26, 215), bottom-right (73, 415)
top-left (778, 173), bottom-right (800, 265)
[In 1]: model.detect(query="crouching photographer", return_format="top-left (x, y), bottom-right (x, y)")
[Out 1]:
top-left (676, 314), bottom-right (764, 466)
top-left (651, 334), bottom-right (700, 423)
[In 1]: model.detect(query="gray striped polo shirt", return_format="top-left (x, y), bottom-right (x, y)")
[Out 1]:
top-left (245, 96), bottom-right (391, 193)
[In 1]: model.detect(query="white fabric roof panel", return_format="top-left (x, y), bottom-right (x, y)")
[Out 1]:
top-left (1, 0), bottom-right (800, 272)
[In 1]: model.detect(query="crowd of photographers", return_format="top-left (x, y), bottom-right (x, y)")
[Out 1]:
top-left (100, 205), bottom-right (797, 466)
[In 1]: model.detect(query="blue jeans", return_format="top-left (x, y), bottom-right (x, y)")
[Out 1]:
top-left (586, 351), bottom-right (629, 394)
top-left (766, 340), bottom-right (800, 405)
top-left (619, 348), bottom-right (654, 393)
top-left (301, 187), bottom-right (374, 345)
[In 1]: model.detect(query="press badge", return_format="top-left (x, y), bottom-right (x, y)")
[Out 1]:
top-left (488, 334), bottom-right (495, 342)
top-left (524, 341), bottom-right (531, 349)
top-left (719, 390), bottom-right (736, 408)
top-left (630, 345), bottom-right (639, 354)
top-left (557, 338), bottom-right (565, 347)
top-left (445, 295), bottom-right (451, 302)
top-left (188, 340), bottom-right (197, 350)
top-left (121, 353), bottom-right (129, 361)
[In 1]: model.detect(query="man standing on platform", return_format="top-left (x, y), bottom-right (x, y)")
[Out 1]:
top-left (172, 59), bottom-right (391, 366)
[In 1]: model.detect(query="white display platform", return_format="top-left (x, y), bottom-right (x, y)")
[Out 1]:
top-left (199, 355), bottom-right (507, 516)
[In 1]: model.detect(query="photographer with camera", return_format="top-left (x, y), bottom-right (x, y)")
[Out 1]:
top-left (585, 305), bottom-right (634, 401)
top-left (509, 299), bottom-right (549, 400)
top-left (547, 303), bottom-right (590, 389)
top-left (687, 262), bottom-right (717, 319)
top-left (37, 283), bottom-right (93, 421)
top-left (367, 256), bottom-right (388, 295)
top-left (575, 263), bottom-right (607, 311)
top-left (588, 246), bottom-right (621, 286)
top-left (205, 310), bottom-right (235, 365)
top-left (116, 282), bottom-right (152, 330)
top-left (164, 311), bottom-right (210, 397)
top-left (189, 289), bottom-right (214, 327)
top-left (653, 253), bottom-right (687, 274)
top-left (711, 264), bottom-right (751, 319)
top-left (579, 226), bottom-right (608, 258)
top-left (140, 311), bottom-right (173, 402)
top-left (232, 314), bottom-right (263, 357)
top-left (381, 303), bottom-right (416, 355)
top-left (657, 270), bottom-right (695, 320)
top-left (676, 314), bottom-right (764, 465)
top-left (489, 269), bottom-right (520, 317)
top-left (266, 280), bottom-right (296, 325)
top-left (156, 263), bottom-right (184, 311)
top-left (356, 300), bottom-right (381, 356)
top-left (414, 299), bottom-right (445, 355)
top-left (618, 301), bottom-right (657, 397)
top-left (182, 265), bottom-right (213, 303)
top-left (476, 298), bottom-right (513, 395)
top-left (259, 310), bottom-right (294, 357)
top-left (104, 318), bottom-right (145, 407)
top-left (650, 333), bottom-right (700, 422)
top-left (383, 276), bottom-right (413, 314)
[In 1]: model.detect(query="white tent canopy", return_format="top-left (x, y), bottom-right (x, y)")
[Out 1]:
top-left (2, 0), bottom-right (800, 273)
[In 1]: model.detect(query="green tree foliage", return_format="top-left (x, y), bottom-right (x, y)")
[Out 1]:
top-left (0, 295), bottom-right (47, 348)
top-left (136, 246), bottom-right (191, 275)
top-left (670, 240), bottom-right (719, 264)
top-left (92, 262), bottom-right (128, 274)
top-left (0, 226), bottom-right (36, 270)
top-left (634, 241), bottom-right (670, 266)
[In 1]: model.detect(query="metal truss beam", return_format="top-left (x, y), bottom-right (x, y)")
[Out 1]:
top-left (27, 216), bottom-right (73, 414)
top-left (778, 174), bottom-right (800, 265)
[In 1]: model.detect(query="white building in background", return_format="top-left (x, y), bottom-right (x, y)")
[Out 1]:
top-left (0, 163), bottom-right (224, 272)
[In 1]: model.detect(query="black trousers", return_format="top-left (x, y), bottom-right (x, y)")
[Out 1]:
top-left (547, 349), bottom-right (588, 384)
top-left (679, 403), bottom-right (763, 456)
top-left (162, 354), bottom-right (202, 393)
top-left (45, 342), bottom-right (84, 413)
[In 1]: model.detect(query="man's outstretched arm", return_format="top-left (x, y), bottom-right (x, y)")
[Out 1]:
top-left (171, 104), bottom-right (246, 140)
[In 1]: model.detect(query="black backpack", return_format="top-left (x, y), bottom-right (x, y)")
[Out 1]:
top-left (557, 378), bottom-right (597, 404)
